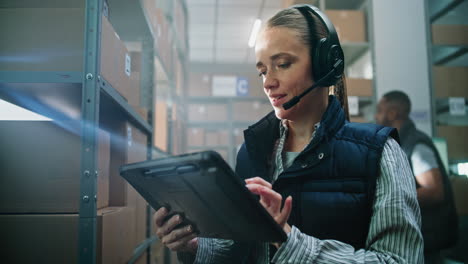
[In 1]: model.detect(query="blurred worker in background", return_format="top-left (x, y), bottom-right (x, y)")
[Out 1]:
top-left (376, 90), bottom-right (458, 264)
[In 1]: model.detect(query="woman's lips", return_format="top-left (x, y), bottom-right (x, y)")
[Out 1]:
top-left (270, 95), bottom-right (288, 107)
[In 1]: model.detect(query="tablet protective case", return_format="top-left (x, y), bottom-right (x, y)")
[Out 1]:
top-left (119, 151), bottom-right (287, 242)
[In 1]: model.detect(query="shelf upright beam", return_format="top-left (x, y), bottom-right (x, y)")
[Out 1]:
top-left (142, 37), bottom-right (155, 264)
top-left (79, 0), bottom-right (103, 264)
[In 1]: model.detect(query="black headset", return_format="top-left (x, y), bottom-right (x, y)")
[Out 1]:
top-left (292, 5), bottom-right (345, 87)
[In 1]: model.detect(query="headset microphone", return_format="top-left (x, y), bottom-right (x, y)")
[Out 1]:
top-left (282, 59), bottom-right (343, 110)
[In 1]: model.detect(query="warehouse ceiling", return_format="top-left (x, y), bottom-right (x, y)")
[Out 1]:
top-left (186, 0), bottom-right (282, 64)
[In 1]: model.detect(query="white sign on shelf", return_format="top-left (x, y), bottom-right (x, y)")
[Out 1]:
top-left (449, 97), bottom-right (466, 116)
top-left (212, 75), bottom-right (237, 96)
top-left (125, 53), bottom-right (131, 77)
top-left (348, 96), bottom-right (359, 116)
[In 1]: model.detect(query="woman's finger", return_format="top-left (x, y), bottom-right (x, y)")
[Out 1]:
top-left (162, 224), bottom-right (196, 244)
top-left (245, 177), bottom-right (272, 189)
top-left (246, 183), bottom-right (271, 207)
top-left (247, 183), bottom-right (283, 212)
top-left (277, 196), bottom-right (293, 227)
top-left (245, 183), bottom-right (264, 195)
top-left (166, 233), bottom-right (198, 252)
top-left (159, 214), bottom-right (184, 237)
top-left (154, 207), bottom-right (169, 227)
top-left (258, 186), bottom-right (283, 213)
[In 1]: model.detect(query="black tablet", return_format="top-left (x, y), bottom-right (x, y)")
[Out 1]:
top-left (119, 150), bottom-right (287, 242)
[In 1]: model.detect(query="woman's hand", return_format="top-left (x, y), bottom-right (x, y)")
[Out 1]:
top-left (153, 207), bottom-right (199, 253)
top-left (245, 177), bottom-right (292, 235)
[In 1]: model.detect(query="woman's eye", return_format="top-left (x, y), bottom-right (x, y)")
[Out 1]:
top-left (278, 62), bottom-right (291, 69)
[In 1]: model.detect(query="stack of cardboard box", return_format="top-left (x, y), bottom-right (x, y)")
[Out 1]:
top-left (0, 6), bottom-right (150, 263)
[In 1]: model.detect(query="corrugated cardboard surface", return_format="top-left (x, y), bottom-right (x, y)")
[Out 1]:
top-left (325, 10), bottom-right (366, 43)
top-left (154, 101), bottom-right (168, 151)
top-left (189, 73), bottom-right (212, 96)
top-left (0, 8), bottom-right (84, 71)
top-left (0, 121), bottom-right (110, 213)
top-left (100, 15), bottom-right (132, 102)
top-left (0, 8), bottom-right (134, 102)
top-left (126, 184), bottom-right (149, 247)
top-left (234, 128), bottom-right (245, 146)
top-left (0, 207), bottom-right (136, 264)
top-left (232, 101), bottom-right (272, 122)
top-left (101, 207), bottom-right (136, 264)
top-left (350, 116), bottom-right (368, 123)
top-left (281, 0), bottom-right (317, 9)
top-left (187, 127), bottom-right (205, 146)
top-left (437, 126), bottom-right (468, 161)
top-left (346, 78), bottom-right (373, 97)
top-left (109, 122), bottom-right (148, 207)
top-left (433, 67), bottom-right (468, 98)
top-left (188, 103), bottom-right (228, 122)
top-left (205, 130), bottom-right (229, 146)
top-left (432, 24), bottom-right (468, 46)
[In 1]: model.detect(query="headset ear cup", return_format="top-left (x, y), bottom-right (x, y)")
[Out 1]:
top-left (328, 45), bottom-right (345, 84)
top-left (312, 38), bottom-right (327, 82)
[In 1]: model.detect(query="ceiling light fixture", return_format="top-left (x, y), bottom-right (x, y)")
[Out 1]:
top-left (248, 19), bottom-right (262, 48)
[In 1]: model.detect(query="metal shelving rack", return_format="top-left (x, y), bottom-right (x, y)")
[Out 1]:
top-left (425, 3), bottom-right (468, 262)
top-left (0, 0), bottom-right (189, 263)
top-left (426, 0), bottom-right (468, 132)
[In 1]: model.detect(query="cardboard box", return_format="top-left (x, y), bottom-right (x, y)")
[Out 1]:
top-left (170, 117), bottom-right (185, 155)
top-left (346, 78), bottom-right (373, 97)
top-left (187, 127), bottom-right (205, 146)
top-left (0, 121), bottom-right (110, 213)
top-left (134, 252), bottom-right (148, 264)
top-left (205, 130), bottom-right (229, 146)
top-left (154, 101), bottom-right (168, 152)
top-left (126, 184), bottom-right (148, 247)
top-left (325, 10), bottom-right (366, 43)
top-left (451, 176), bottom-right (468, 216)
top-left (232, 101), bottom-right (272, 122)
top-left (433, 67), bottom-right (468, 98)
top-left (0, 9), bottom-right (133, 102)
top-left (127, 72), bottom-right (141, 107)
top-left (133, 106), bottom-right (149, 121)
top-left (100, 14), bottom-right (133, 102)
top-left (188, 104), bottom-right (228, 122)
top-left (281, 0), bottom-right (318, 8)
top-left (432, 24), bottom-right (468, 46)
top-left (130, 51), bottom-right (142, 74)
top-left (0, 8), bottom-right (84, 71)
top-left (109, 122), bottom-right (148, 207)
top-left (246, 73), bottom-right (265, 97)
top-left (436, 126), bottom-right (468, 161)
top-left (0, 207), bottom-right (136, 264)
top-left (234, 128), bottom-right (245, 146)
top-left (350, 116), bottom-right (368, 123)
top-left (189, 73), bottom-right (212, 96)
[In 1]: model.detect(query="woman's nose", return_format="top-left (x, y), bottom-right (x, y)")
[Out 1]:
top-left (263, 71), bottom-right (279, 90)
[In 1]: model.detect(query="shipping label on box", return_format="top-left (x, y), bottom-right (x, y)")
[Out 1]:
top-left (212, 75), bottom-right (237, 96)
